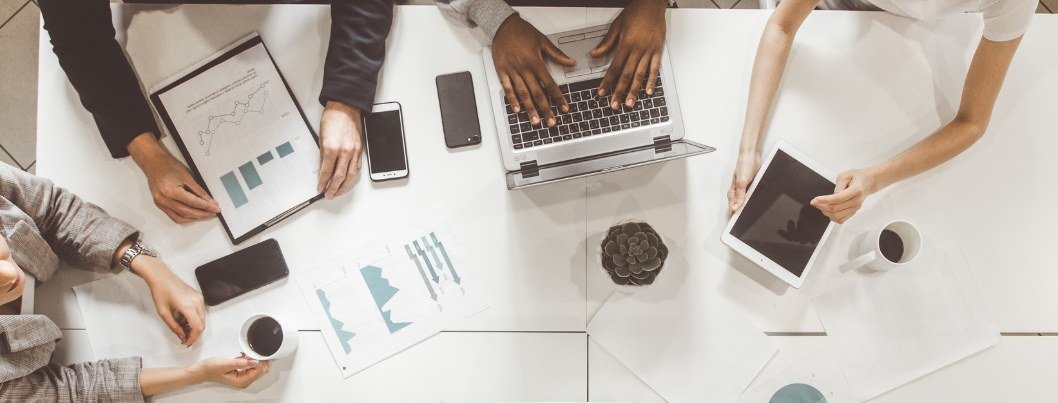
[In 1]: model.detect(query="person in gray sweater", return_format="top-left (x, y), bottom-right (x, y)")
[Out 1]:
top-left (437, 0), bottom-right (671, 127)
top-left (0, 163), bottom-right (269, 401)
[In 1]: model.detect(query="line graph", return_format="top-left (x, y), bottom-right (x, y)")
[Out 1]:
top-left (196, 83), bottom-right (273, 156)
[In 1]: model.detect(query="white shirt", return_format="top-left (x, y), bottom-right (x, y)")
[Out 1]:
top-left (867, 0), bottom-right (1036, 41)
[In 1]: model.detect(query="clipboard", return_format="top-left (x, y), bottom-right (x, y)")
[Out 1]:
top-left (149, 34), bottom-right (323, 245)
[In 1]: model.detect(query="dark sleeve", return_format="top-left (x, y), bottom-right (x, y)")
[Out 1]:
top-left (318, 0), bottom-right (395, 112)
top-left (38, 0), bottom-right (159, 159)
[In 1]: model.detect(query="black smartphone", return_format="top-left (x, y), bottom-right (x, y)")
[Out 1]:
top-left (363, 102), bottom-right (410, 182)
top-left (436, 71), bottom-right (481, 148)
top-left (195, 239), bottom-right (289, 306)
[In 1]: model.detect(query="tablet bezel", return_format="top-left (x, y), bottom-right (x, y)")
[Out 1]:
top-left (721, 140), bottom-right (837, 288)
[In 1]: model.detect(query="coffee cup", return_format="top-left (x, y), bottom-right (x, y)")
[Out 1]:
top-left (239, 313), bottom-right (298, 360)
top-left (846, 220), bottom-right (922, 271)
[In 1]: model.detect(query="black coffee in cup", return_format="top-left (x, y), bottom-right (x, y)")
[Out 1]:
top-left (879, 229), bottom-right (904, 263)
top-left (247, 316), bottom-right (284, 357)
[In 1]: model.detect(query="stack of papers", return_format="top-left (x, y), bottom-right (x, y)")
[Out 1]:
top-left (588, 258), bottom-right (776, 403)
top-left (298, 206), bottom-right (489, 377)
top-left (813, 240), bottom-right (1000, 400)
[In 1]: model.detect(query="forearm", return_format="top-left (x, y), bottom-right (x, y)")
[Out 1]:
top-left (140, 365), bottom-right (204, 396)
top-left (38, 0), bottom-right (159, 158)
top-left (868, 36), bottom-right (1020, 192)
top-left (739, 25), bottom-right (796, 156)
top-left (127, 132), bottom-right (176, 173)
top-left (868, 118), bottom-right (985, 191)
top-left (319, 0), bottom-right (394, 111)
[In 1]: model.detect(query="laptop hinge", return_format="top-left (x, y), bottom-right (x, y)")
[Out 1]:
top-left (653, 135), bottom-right (673, 153)
top-left (519, 161), bottom-right (540, 178)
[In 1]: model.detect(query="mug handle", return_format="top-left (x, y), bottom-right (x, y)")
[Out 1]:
top-left (841, 251), bottom-right (878, 273)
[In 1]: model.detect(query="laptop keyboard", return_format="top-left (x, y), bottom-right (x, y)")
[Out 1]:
top-left (504, 73), bottom-right (670, 150)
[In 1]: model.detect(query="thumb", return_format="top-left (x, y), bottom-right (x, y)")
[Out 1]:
top-left (542, 40), bottom-right (576, 67)
top-left (181, 175), bottom-right (221, 213)
top-left (157, 308), bottom-right (187, 345)
top-left (590, 27), bottom-right (620, 57)
top-left (223, 356), bottom-right (260, 372)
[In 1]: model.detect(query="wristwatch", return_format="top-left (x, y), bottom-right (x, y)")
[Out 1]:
top-left (119, 238), bottom-right (158, 271)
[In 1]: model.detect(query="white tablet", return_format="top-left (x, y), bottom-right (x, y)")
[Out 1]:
top-left (721, 141), bottom-right (837, 288)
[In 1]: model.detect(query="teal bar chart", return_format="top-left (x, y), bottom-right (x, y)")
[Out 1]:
top-left (257, 151), bottom-right (274, 165)
top-left (239, 162), bottom-right (263, 190)
top-left (220, 172), bottom-right (248, 208)
top-left (277, 141), bottom-right (294, 158)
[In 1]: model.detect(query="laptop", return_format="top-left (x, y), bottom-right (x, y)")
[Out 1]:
top-left (482, 24), bottom-right (714, 189)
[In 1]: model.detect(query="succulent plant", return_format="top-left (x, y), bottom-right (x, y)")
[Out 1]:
top-left (601, 222), bottom-right (668, 286)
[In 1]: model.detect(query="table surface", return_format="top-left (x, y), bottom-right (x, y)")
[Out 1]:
top-left (35, 4), bottom-right (1058, 401)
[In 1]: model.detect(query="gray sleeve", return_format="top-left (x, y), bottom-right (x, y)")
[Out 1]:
top-left (435, 0), bottom-right (517, 40)
top-left (0, 163), bottom-right (138, 272)
top-left (0, 357), bottom-right (144, 403)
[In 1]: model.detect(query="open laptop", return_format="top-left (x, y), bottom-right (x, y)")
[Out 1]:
top-left (482, 24), bottom-right (714, 189)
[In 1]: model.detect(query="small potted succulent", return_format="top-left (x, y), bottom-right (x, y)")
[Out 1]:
top-left (600, 222), bottom-right (668, 287)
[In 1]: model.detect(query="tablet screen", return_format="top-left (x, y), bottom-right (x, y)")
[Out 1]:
top-left (729, 149), bottom-right (834, 277)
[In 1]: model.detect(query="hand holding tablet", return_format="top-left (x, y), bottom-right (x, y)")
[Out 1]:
top-left (722, 141), bottom-right (837, 288)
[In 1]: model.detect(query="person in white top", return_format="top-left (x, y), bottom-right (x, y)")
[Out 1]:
top-left (728, 0), bottom-right (1035, 223)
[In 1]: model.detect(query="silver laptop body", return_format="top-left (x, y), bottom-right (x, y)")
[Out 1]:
top-left (482, 24), bottom-right (712, 189)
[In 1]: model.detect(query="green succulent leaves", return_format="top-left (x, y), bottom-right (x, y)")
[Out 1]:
top-left (601, 222), bottom-right (668, 286)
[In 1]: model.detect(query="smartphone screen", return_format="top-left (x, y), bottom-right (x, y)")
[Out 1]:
top-left (195, 239), bottom-right (289, 306)
top-left (364, 105), bottom-right (409, 180)
top-left (436, 72), bottom-right (481, 148)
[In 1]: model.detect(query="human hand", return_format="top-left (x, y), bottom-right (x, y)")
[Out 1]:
top-left (592, 0), bottom-right (667, 110)
top-left (134, 256), bottom-right (206, 346)
top-left (317, 101), bottom-right (363, 198)
top-left (810, 168), bottom-right (881, 224)
top-left (728, 152), bottom-right (761, 215)
top-left (128, 134), bottom-right (221, 224)
top-left (191, 354), bottom-right (270, 389)
top-left (492, 15), bottom-right (576, 127)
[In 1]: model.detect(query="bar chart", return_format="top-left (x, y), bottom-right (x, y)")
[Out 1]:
top-left (219, 141), bottom-right (299, 209)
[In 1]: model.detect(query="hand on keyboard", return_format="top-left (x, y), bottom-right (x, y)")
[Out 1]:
top-left (492, 15), bottom-right (576, 127)
top-left (590, 0), bottom-right (667, 111)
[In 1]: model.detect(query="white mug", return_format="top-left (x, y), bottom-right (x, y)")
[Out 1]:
top-left (239, 313), bottom-right (299, 360)
top-left (846, 220), bottom-right (922, 271)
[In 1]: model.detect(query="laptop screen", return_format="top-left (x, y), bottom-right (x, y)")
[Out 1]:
top-left (505, 140), bottom-right (714, 189)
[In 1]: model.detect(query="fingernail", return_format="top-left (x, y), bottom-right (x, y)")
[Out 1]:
top-left (611, 101), bottom-right (619, 109)
top-left (561, 105), bottom-right (569, 113)
top-left (626, 99), bottom-right (634, 107)
top-left (248, 359), bottom-right (259, 367)
top-left (531, 116), bottom-right (540, 125)
top-left (646, 88), bottom-right (653, 95)
top-left (513, 106), bottom-right (520, 113)
top-left (548, 118), bottom-right (556, 126)
top-left (599, 89), bottom-right (607, 96)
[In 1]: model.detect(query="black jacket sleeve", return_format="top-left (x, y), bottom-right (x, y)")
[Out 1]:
top-left (38, 0), bottom-right (160, 159)
top-left (319, 0), bottom-right (395, 112)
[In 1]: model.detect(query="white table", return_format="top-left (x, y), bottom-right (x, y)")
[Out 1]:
top-left (35, 4), bottom-right (1058, 401)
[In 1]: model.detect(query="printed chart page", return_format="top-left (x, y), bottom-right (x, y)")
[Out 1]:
top-left (298, 206), bottom-right (490, 377)
top-left (153, 36), bottom-right (320, 240)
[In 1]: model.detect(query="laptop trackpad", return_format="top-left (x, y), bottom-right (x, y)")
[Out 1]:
top-left (556, 30), bottom-right (613, 78)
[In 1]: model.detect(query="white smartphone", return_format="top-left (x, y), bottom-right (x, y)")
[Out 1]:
top-left (363, 102), bottom-right (409, 182)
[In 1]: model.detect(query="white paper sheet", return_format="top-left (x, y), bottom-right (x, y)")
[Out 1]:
top-left (297, 206), bottom-right (490, 377)
top-left (587, 257), bottom-right (777, 403)
top-left (737, 348), bottom-right (858, 403)
top-left (152, 35), bottom-right (320, 239)
top-left (74, 272), bottom-right (254, 367)
top-left (812, 240), bottom-right (1000, 400)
